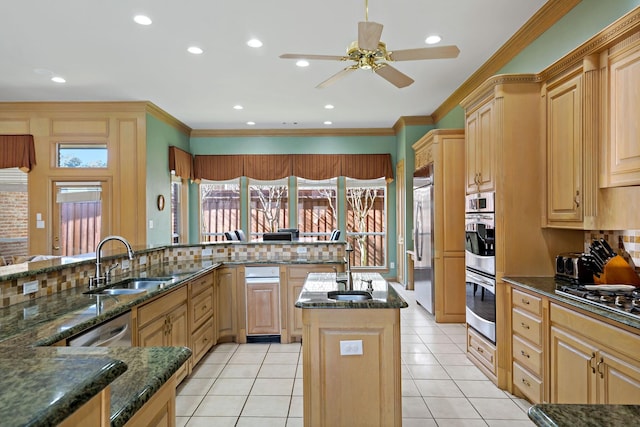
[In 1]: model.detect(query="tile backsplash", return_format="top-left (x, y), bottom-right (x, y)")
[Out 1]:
top-left (585, 230), bottom-right (640, 269)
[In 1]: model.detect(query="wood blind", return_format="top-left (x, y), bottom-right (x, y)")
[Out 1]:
top-left (168, 146), bottom-right (193, 180)
top-left (193, 153), bottom-right (393, 182)
top-left (0, 135), bottom-right (36, 172)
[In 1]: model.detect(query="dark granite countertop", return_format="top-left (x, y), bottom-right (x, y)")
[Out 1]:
top-left (0, 347), bottom-right (127, 427)
top-left (295, 272), bottom-right (408, 309)
top-left (502, 276), bottom-right (640, 331)
top-left (528, 404), bottom-right (640, 426)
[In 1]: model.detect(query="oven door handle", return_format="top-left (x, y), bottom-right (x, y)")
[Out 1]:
top-left (466, 271), bottom-right (495, 293)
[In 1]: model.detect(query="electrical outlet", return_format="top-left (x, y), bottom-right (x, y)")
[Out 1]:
top-left (390, 262), bottom-right (395, 269)
top-left (121, 259), bottom-right (130, 270)
top-left (202, 248), bottom-right (213, 257)
top-left (139, 255), bottom-right (147, 265)
top-left (340, 340), bottom-right (363, 356)
top-left (296, 247), bottom-right (308, 254)
top-left (23, 280), bottom-right (39, 295)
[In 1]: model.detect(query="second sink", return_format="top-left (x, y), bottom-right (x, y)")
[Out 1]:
top-left (327, 290), bottom-right (372, 302)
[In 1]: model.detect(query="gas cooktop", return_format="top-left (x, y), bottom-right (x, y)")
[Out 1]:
top-left (555, 283), bottom-right (640, 321)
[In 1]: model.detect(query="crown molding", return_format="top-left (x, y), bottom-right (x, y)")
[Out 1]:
top-left (392, 116), bottom-right (433, 134)
top-left (431, 0), bottom-right (581, 123)
top-left (190, 127), bottom-right (396, 138)
top-left (0, 101), bottom-right (149, 113)
top-left (145, 102), bottom-right (192, 135)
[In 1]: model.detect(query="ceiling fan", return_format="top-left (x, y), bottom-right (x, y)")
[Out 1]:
top-left (279, 0), bottom-right (460, 89)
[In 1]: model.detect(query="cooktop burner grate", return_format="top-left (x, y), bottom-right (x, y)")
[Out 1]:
top-left (555, 284), bottom-right (640, 321)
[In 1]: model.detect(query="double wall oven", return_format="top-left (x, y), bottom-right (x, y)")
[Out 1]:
top-left (465, 192), bottom-right (496, 343)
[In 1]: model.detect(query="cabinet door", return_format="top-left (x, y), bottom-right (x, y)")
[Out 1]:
top-left (598, 350), bottom-right (640, 404)
top-left (216, 267), bottom-right (237, 340)
top-left (246, 283), bottom-right (280, 335)
top-left (546, 72), bottom-right (583, 223)
top-left (465, 100), bottom-right (494, 194)
top-left (550, 325), bottom-right (598, 403)
top-left (169, 303), bottom-right (189, 383)
top-left (287, 265), bottom-right (337, 340)
top-left (466, 109), bottom-right (480, 193)
top-left (138, 316), bottom-right (168, 347)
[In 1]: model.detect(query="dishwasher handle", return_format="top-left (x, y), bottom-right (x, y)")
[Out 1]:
top-left (68, 311), bottom-right (132, 347)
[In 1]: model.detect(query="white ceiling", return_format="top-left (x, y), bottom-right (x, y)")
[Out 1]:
top-left (0, 0), bottom-right (547, 130)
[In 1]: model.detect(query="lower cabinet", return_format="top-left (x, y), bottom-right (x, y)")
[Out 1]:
top-left (189, 271), bottom-right (215, 366)
top-left (549, 303), bottom-right (640, 404)
top-left (467, 326), bottom-right (497, 383)
top-left (216, 266), bottom-right (238, 341)
top-left (123, 374), bottom-right (177, 427)
top-left (246, 281), bottom-right (280, 335)
top-left (59, 388), bottom-right (110, 427)
top-left (135, 286), bottom-right (189, 383)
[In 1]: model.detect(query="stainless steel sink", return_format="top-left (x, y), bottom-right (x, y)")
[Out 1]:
top-left (92, 288), bottom-right (146, 296)
top-left (109, 277), bottom-right (172, 290)
top-left (327, 290), bottom-right (372, 302)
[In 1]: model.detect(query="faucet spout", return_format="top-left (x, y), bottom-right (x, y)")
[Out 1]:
top-left (345, 242), bottom-right (354, 291)
top-left (91, 235), bottom-right (134, 288)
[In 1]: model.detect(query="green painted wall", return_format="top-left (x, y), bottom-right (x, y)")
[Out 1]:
top-left (145, 113), bottom-right (190, 246)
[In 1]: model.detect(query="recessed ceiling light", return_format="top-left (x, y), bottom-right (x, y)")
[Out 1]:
top-left (233, 105), bottom-right (243, 110)
top-left (324, 121), bottom-right (333, 125)
top-left (133, 15), bottom-right (152, 26)
top-left (247, 39), bottom-right (263, 48)
top-left (51, 76), bottom-right (66, 83)
top-left (246, 121), bottom-right (256, 126)
top-left (187, 46), bottom-right (203, 55)
top-left (296, 60), bottom-right (309, 67)
top-left (425, 35), bottom-right (441, 45)
top-left (324, 104), bottom-right (334, 109)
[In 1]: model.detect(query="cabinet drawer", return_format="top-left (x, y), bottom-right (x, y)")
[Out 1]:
top-left (192, 318), bottom-right (215, 365)
top-left (512, 308), bottom-right (542, 346)
top-left (513, 361), bottom-right (543, 403)
top-left (191, 273), bottom-right (213, 296)
top-left (512, 334), bottom-right (543, 376)
top-left (512, 288), bottom-right (542, 316)
top-left (468, 327), bottom-right (496, 374)
top-left (192, 286), bottom-right (214, 330)
top-left (138, 286), bottom-right (188, 328)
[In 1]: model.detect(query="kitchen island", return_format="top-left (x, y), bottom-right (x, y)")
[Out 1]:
top-left (296, 272), bottom-right (407, 427)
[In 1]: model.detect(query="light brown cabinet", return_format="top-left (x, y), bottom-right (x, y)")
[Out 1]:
top-left (123, 374), bottom-right (177, 427)
top-left (216, 266), bottom-right (238, 342)
top-left (59, 388), bottom-right (110, 427)
top-left (549, 303), bottom-right (640, 404)
top-left (189, 272), bottom-right (215, 366)
top-left (135, 286), bottom-right (189, 383)
top-left (467, 326), bottom-right (497, 382)
top-left (413, 129), bottom-right (466, 322)
top-left (465, 99), bottom-right (495, 194)
top-left (246, 281), bottom-right (280, 335)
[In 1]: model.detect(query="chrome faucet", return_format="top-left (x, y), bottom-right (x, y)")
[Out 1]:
top-left (344, 243), bottom-right (354, 291)
top-left (90, 235), bottom-right (134, 288)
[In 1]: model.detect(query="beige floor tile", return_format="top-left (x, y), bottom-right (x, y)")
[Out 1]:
top-left (444, 365), bottom-right (489, 380)
top-left (251, 378), bottom-right (294, 395)
top-left (424, 397), bottom-right (482, 419)
top-left (208, 378), bottom-right (254, 395)
top-left (402, 379), bottom-right (421, 396)
top-left (241, 395), bottom-right (291, 417)
top-left (402, 352), bottom-right (440, 365)
top-left (435, 354), bottom-right (474, 366)
top-left (412, 326), bottom-right (446, 335)
top-left (402, 396), bottom-right (433, 418)
top-left (485, 420), bottom-right (536, 427)
top-left (236, 343), bottom-right (270, 353)
top-left (407, 364), bottom-right (451, 380)
top-left (229, 352), bottom-right (267, 364)
top-left (186, 416), bottom-right (237, 427)
top-left (193, 395), bottom-right (247, 417)
top-left (236, 417), bottom-right (287, 427)
top-left (264, 352), bottom-right (299, 364)
top-left (267, 343), bottom-right (301, 353)
top-left (219, 363), bottom-right (262, 378)
top-left (190, 362), bottom-right (224, 379)
top-left (259, 363), bottom-right (298, 378)
top-left (176, 395), bottom-right (204, 417)
top-left (419, 334), bottom-right (454, 344)
top-left (512, 397), bottom-right (534, 413)
top-left (468, 398), bottom-right (529, 420)
top-left (402, 342), bottom-right (431, 353)
top-left (427, 343), bottom-right (466, 354)
top-left (176, 416), bottom-right (189, 427)
top-left (177, 378), bottom-right (215, 396)
top-left (434, 419), bottom-right (488, 427)
top-left (285, 418), bottom-right (303, 427)
top-left (402, 419), bottom-right (438, 427)
top-left (415, 379), bottom-right (465, 397)
top-left (200, 351), bottom-right (233, 364)
top-left (211, 343), bottom-right (239, 353)
top-left (454, 380), bottom-right (508, 399)
top-left (289, 395), bottom-right (304, 418)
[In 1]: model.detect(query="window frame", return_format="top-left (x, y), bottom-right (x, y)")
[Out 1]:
top-left (248, 178), bottom-right (289, 239)
top-left (296, 177), bottom-right (338, 240)
top-left (199, 178), bottom-right (241, 242)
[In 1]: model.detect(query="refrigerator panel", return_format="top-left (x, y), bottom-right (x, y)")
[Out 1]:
top-left (413, 170), bottom-right (434, 314)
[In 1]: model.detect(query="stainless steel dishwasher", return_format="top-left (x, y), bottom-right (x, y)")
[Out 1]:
top-left (68, 311), bottom-right (132, 347)
top-left (244, 266), bottom-right (281, 343)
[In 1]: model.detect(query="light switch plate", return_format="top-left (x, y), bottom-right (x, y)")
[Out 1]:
top-left (202, 248), bottom-right (213, 257)
top-left (121, 259), bottom-right (130, 270)
top-left (340, 340), bottom-right (363, 356)
top-left (23, 280), bottom-right (39, 295)
top-left (296, 247), bottom-right (308, 254)
top-left (139, 255), bottom-right (147, 265)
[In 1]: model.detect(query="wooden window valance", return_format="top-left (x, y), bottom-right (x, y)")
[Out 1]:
top-left (193, 153), bottom-right (394, 183)
top-left (168, 146), bottom-right (194, 181)
top-left (0, 135), bottom-right (36, 172)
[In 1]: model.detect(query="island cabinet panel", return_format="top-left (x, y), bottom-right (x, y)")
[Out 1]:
top-left (216, 266), bottom-right (238, 342)
top-left (135, 286), bottom-right (189, 383)
top-left (123, 374), bottom-right (177, 427)
top-left (302, 308), bottom-right (402, 427)
top-left (246, 282), bottom-right (280, 335)
top-left (189, 271), bottom-right (215, 366)
top-left (285, 264), bottom-right (340, 342)
top-left (549, 303), bottom-right (640, 404)
top-left (59, 388), bottom-right (110, 427)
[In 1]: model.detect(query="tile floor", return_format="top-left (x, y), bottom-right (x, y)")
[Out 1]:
top-left (176, 283), bottom-right (536, 426)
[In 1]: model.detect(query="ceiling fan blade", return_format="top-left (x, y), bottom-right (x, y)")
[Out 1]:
top-left (389, 45), bottom-right (460, 61)
top-left (316, 67), bottom-right (357, 89)
top-left (358, 21), bottom-right (384, 51)
top-left (280, 53), bottom-right (346, 61)
top-left (374, 64), bottom-right (414, 88)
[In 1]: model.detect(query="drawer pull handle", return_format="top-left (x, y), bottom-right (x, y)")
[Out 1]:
top-left (597, 357), bottom-right (604, 379)
top-left (476, 346), bottom-right (484, 353)
top-left (520, 322), bottom-right (530, 330)
top-left (521, 299), bottom-right (530, 305)
top-left (520, 350), bottom-right (530, 358)
top-left (590, 352), bottom-right (596, 374)
top-left (521, 378), bottom-right (531, 388)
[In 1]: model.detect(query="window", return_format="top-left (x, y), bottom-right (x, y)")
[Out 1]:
top-left (200, 179), bottom-right (240, 242)
top-left (56, 143), bottom-right (107, 168)
top-left (54, 182), bottom-right (103, 256)
top-left (171, 174), bottom-right (187, 244)
top-left (0, 168), bottom-right (29, 261)
top-left (345, 178), bottom-right (387, 268)
top-left (297, 178), bottom-right (337, 240)
top-left (249, 179), bottom-right (289, 238)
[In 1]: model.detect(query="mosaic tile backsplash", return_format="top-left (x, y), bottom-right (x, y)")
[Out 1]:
top-left (585, 230), bottom-right (640, 270)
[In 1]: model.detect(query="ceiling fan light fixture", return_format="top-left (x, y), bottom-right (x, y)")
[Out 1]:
top-left (425, 35), bottom-right (442, 45)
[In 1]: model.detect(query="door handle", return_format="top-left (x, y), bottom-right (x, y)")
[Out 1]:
top-left (53, 246), bottom-right (60, 250)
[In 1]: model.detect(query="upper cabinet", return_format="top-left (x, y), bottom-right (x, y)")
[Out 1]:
top-left (465, 99), bottom-right (495, 194)
top-left (600, 33), bottom-right (640, 188)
